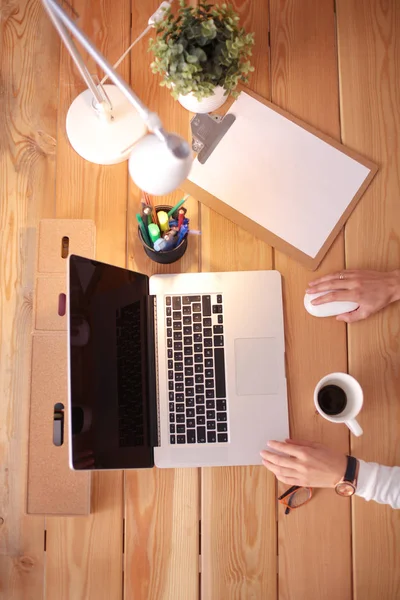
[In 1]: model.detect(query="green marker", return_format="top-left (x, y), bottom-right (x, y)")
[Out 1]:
top-left (148, 223), bottom-right (161, 244)
top-left (136, 213), bottom-right (151, 247)
top-left (167, 195), bottom-right (189, 218)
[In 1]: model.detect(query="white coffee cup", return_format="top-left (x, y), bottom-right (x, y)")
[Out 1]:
top-left (314, 372), bottom-right (363, 436)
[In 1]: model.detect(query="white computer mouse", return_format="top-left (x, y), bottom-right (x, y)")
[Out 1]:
top-left (304, 291), bottom-right (359, 317)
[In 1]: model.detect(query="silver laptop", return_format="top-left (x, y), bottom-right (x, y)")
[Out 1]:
top-left (67, 255), bottom-right (288, 470)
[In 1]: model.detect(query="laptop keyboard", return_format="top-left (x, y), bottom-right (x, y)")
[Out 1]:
top-left (165, 294), bottom-right (229, 445)
top-left (116, 303), bottom-right (145, 447)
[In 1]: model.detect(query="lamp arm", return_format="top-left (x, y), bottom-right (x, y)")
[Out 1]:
top-left (42, 1), bottom-right (104, 106)
top-left (42, 0), bottom-right (167, 143)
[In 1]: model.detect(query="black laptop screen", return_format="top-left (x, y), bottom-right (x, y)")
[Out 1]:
top-left (68, 255), bottom-right (154, 469)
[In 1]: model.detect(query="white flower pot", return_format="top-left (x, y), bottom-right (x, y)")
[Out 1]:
top-left (178, 85), bottom-right (228, 113)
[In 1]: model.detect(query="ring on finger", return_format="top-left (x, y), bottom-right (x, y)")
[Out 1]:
top-left (339, 272), bottom-right (345, 280)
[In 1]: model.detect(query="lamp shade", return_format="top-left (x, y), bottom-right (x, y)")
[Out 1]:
top-left (128, 134), bottom-right (193, 195)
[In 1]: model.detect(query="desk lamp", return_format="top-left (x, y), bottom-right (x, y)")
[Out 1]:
top-left (42, 0), bottom-right (192, 195)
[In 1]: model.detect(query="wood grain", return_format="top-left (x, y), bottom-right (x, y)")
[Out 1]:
top-left (0, 0), bottom-right (59, 598)
top-left (199, 2), bottom-right (277, 599)
top-left (124, 2), bottom-right (200, 599)
top-left (201, 467), bottom-right (277, 600)
top-left (269, 1), bottom-right (352, 598)
top-left (44, 1), bottom-right (129, 598)
top-left (336, 1), bottom-right (400, 598)
top-left (124, 468), bottom-right (199, 600)
top-left (5, 0), bottom-right (400, 598)
top-left (45, 472), bottom-right (123, 600)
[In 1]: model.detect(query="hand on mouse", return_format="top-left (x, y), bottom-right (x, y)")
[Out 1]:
top-left (260, 439), bottom-right (347, 488)
top-left (306, 269), bottom-right (400, 323)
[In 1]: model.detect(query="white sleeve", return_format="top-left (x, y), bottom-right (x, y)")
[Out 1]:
top-left (356, 459), bottom-right (400, 509)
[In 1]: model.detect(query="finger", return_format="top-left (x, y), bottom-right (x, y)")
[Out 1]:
top-left (308, 272), bottom-right (342, 286)
top-left (307, 281), bottom-right (357, 296)
top-left (267, 440), bottom-right (310, 459)
top-left (260, 450), bottom-right (301, 470)
top-left (311, 290), bottom-right (357, 305)
top-left (307, 282), bottom-right (352, 295)
top-left (308, 270), bottom-right (357, 286)
top-left (336, 308), bottom-right (364, 323)
top-left (261, 460), bottom-right (301, 481)
top-left (284, 439), bottom-right (316, 448)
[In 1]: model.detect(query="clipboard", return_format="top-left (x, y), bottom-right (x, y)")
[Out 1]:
top-left (182, 87), bottom-right (378, 270)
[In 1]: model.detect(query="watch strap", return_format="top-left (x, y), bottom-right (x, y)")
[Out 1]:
top-left (343, 455), bottom-right (357, 483)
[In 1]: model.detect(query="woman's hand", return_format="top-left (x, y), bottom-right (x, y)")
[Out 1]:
top-left (260, 439), bottom-right (347, 488)
top-left (306, 269), bottom-right (400, 323)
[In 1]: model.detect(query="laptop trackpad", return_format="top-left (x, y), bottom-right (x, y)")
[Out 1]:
top-left (235, 338), bottom-right (278, 396)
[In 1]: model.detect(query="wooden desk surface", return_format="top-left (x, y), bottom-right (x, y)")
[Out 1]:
top-left (1, 1), bottom-right (399, 599)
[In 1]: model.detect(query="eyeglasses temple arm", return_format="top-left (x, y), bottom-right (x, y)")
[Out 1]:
top-left (277, 485), bottom-right (301, 501)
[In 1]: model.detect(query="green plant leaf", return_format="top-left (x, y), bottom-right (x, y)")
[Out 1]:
top-left (186, 53), bottom-right (199, 64)
top-left (149, 0), bottom-right (255, 100)
top-left (190, 47), bottom-right (207, 62)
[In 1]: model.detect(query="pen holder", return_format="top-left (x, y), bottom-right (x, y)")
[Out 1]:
top-left (138, 204), bottom-right (188, 265)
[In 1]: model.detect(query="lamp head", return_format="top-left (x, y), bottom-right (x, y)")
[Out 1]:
top-left (128, 133), bottom-right (193, 195)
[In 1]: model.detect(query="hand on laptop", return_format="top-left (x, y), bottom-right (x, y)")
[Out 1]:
top-left (260, 439), bottom-right (347, 488)
top-left (306, 269), bottom-right (400, 323)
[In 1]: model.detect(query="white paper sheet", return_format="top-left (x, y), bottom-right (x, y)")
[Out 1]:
top-left (188, 93), bottom-right (371, 258)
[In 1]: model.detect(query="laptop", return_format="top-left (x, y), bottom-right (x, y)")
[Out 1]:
top-left (67, 255), bottom-right (289, 470)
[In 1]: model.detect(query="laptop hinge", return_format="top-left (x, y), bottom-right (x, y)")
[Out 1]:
top-left (146, 294), bottom-right (159, 447)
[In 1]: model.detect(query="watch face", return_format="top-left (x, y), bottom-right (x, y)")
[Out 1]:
top-left (336, 482), bottom-right (356, 497)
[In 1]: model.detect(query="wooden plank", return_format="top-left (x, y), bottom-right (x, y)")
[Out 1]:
top-left (124, 2), bottom-right (200, 599)
top-left (0, 0), bottom-right (60, 598)
top-left (336, 1), bottom-right (400, 598)
top-left (45, 0), bottom-right (130, 598)
top-left (269, 1), bottom-right (352, 598)
top-left (124, 469), bottom-right (199, 600)
top-left (201, 466), bottom-right (277, 600)
top-left (52, 0), bottom-right (131, 265)
top-left (200, 2), bottom-right (277, 599)
top-left (45, 472), bottom-right (124, 600)
top-left (127, 0), bottom-right (199, 277)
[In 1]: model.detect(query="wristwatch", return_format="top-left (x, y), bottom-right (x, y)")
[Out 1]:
top-left (335, 455), bottom-right (359, 497)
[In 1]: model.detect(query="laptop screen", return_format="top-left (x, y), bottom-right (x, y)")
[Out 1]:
top-left (68, 255), bottom-right (155, 470)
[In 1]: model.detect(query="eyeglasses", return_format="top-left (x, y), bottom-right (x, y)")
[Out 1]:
top-left (278, 485), bottom-right (313, 515)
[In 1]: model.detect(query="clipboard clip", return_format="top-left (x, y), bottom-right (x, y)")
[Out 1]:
top-left (191, 112), bottom-right (236, 164)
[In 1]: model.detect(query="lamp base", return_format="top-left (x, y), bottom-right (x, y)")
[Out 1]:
top-left (66, 84), bottom-right (147, 165)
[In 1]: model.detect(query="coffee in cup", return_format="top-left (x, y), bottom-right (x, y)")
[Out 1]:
top-left (314, 373), bottom-right (363, 436)
top-left (317, 384), bottom-right (347, 416)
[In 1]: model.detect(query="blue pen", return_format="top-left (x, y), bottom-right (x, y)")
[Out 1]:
top-left (176, 223), bottom-right (189, 245)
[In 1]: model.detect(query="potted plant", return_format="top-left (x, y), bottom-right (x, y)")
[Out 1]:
top-left (149, 1), bottom-right (255, 113)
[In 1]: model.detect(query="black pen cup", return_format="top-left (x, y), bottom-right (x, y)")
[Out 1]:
top-left (138, 205), bottom-right (188, 265)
